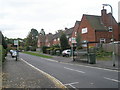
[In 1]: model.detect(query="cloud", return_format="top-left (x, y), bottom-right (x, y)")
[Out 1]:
top-left (0, 0), bottom-right (119, 38)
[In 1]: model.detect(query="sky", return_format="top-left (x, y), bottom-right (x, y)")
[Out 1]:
top-left (0, 0), bottom-right (119, 39)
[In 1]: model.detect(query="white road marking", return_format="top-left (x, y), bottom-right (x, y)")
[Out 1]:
top-left (22, 53), bottom-right (119, 72)
top-left (20, 58), bottom-right (67, 88)
top-left (64, 67), bottom-right (85, 73)
top-left (64, 82), bottom-right (79, 88)
top-left (39, 57), bottom-right (119, 72)
top-left (64, 82), bottom-right (79, 85)
top-left (43, 58), bottom-right (58, 62)
top-left (104, 77), bottom-right (120, 83)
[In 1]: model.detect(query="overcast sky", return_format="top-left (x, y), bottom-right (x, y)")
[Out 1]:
top-left (0, 0), bottom-right (119, 38)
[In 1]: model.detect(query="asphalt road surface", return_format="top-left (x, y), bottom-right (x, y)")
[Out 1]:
top-left (19, 53), bottom-right (119, 89)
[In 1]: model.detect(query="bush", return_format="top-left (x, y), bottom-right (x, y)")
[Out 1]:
top-left (42, 46), bottom-right (49, 53)
top-left (96, 47), bottom-right (112, 57)
top-left (30, 46), bottom-right (36, 51)
top-left (25, 46), bottom-right (30, 51)
top-left (0, 45), bottom-right (7, 62)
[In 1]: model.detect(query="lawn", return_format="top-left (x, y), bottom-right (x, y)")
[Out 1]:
top-left (22, 51), bottom-right (53, 59)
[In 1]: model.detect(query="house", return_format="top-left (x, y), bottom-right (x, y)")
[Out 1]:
top-left (37, 29), bottom-right (46, 48)
top-left (52, 30), bottom-right (63, 46)
top-left (45, 33), bottom-right (53, 47)
top-left (64, 27), bottom-right (74, 46)
top-left (77, 8), bottom-right (119, 46)
top-left (70, 21), bottom-right (81, 46)
top-left (51, 28), bottom-right (74, 46)
top-left (119, 22), bottom-right (120, 40)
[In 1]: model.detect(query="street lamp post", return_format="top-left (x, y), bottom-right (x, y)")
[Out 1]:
top-left (102, 4), bottom-right (115, 67)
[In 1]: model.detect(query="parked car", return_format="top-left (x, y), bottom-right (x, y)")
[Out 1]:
top-left (11, 50), bottom-right (18, 58)
top-left (62, 49), bottom-right (71, 57)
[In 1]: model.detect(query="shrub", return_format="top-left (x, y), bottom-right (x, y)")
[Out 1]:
top-left (25, 46), bottom-right (30, 51)
top-left (42, 46), bottom-right (49, 53)
top-left (30, 46), bottom-right (36, 51)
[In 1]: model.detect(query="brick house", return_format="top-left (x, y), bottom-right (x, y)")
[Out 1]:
top-left (52, 30), bottom-right (63, 46)
top-left (77, 8), bottom-right (119, 46)
top-left (119, 22), bottom-right (120, 40)
top-left (70, 21), bottom-right (81, 46)
top-left (38, 8), bottom-right (119, 48)
top-left (37, 34), bottom-right (46, 48)
top-left (45, 33), bottom-right (53, 47)
top-left (65, 27), bottom-right (74, 46)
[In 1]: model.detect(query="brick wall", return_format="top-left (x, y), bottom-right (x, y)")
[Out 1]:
top-left (78, 15), bottom-right (96, 46)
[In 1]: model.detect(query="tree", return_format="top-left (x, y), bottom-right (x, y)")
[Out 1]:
top-left (60, 33), bottom-right (70, 51)
top-left (25, 28), bottom-right (38, 51)
top-left (76, 32), bottom-right (82, 50)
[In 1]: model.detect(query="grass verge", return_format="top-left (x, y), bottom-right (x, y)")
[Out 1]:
top-left (96, 56), bottom-right (112, 61)
top-left (22, 52), bottom-right (53, 59)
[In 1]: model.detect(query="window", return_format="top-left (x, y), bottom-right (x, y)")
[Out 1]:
top-left (82, 28), bottom-right (88, 34)
top-left (58, 38), bottom-right (60, 41)
top-left (54, 39), bottom-right (56, 41)
top-left (100, 38), bottom-right (106, 43)
top-left (69, 38), bottom-right (71, 42)
top-left (108, 26), bottom-right (112, 32)
top-left (67, 35), bottom-right (69, 38)
top-left (75, 32), bottom-right (77, 36)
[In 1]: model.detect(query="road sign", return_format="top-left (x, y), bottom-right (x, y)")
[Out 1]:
top-left (72, 37), bottom-right (76, 44)
top-left (14, 40), bottom-right (18, 45)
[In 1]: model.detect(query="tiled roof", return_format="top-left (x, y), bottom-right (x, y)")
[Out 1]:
top-left (52, 27), bottom-right (74, 40)
top-left (84, 14), bottom-right (107, 31)
top-left (46, 34), bottom-right (53, 42)
top-left (52, 31), bottom-right (63, 40)
top-left (65, 27), bottom-right (74, 36)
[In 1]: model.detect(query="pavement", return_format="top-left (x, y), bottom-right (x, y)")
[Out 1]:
top-left (2, 54), bottom-right (67, 89)
top-left (42, 53), bottom-right (119, 71)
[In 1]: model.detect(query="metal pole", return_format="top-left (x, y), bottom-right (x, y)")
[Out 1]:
top-left (72, 44), bottom-right (74, 61)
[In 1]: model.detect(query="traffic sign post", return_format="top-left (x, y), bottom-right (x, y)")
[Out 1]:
top-left (71, 37), bottom-right (76, 61)
top-left (14, 40), bottom-right (19, 60)
top-left (14, 40), bottom-right (18, 46)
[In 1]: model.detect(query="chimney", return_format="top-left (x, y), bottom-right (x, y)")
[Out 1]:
top-left (101, 8), bottom-right (107, 26)
top-left (65, 27), bottom-right (68, 30)
top-left (101, 9), bottom-right (107, 16)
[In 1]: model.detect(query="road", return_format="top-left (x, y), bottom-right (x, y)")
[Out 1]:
top-left (19, 53), bottom-right (119, 88)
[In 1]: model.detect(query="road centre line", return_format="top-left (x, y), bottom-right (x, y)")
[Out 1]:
top-left (104, 77), bottom-right (120, 83)
top-left (20, 58), bottom-right (67, 88)
top-left (64, 67), bottom-right (85, 73)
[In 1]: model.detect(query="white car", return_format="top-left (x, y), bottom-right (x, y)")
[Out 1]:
top-left (62, 49), bottom-right (71, 57)
top-left (11, 50), bottom-right (17, 58)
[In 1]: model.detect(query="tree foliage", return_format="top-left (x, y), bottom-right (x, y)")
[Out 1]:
top-left (25, 28), bottom-right (38, 49)
top-left (60, 33), bottom-right (70, 51)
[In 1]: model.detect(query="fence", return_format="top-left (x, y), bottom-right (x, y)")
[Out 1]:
top-left (102, 43), bottom-right (120, 55)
